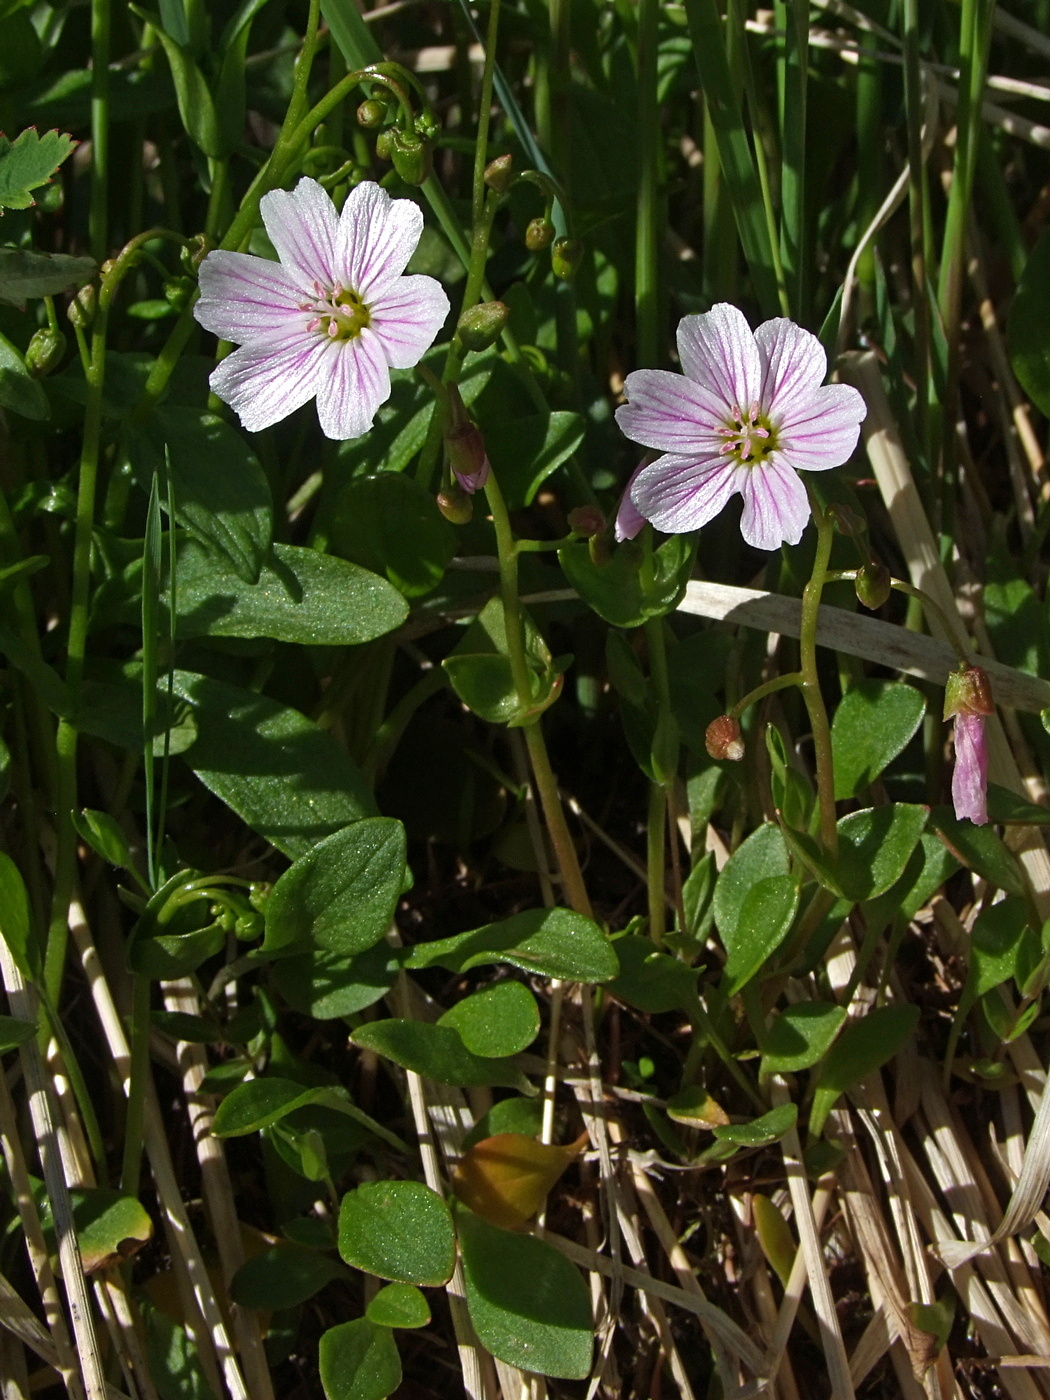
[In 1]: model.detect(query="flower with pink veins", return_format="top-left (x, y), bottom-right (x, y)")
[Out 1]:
top-left (193, 177), bottom-right (450, 440)
top-left (944, 665), bottom-right (994, 826)
top-left (614, 303), bottom-right (867, 550)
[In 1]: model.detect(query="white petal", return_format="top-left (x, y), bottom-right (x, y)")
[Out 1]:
top-left (738, 457), bottom-right (810, 550)
top-left (194, 249), bottom-right (309, 344)
top-left (260, 177), bottom-right (339, 286)
top-left (615, 461), bottom-right (648, 541)
top-left (314, 328), bottom-right (391, 441)
top-left (338, 181), bottom-right (425, 301)
top-left (209, 335), bottom-right (328, 434)
top-left (631, 453), bottom-right (745, 535)
top-left (369, 274), bottom-right (449, 369)
top-left (776, 383), bottom-right (867, 472)
top-left (676, 304), bottom-right (761, 411)
top-left (616, 368), bottom-right (730, 454)
top-left (754, 317), bottom-right (828, 418)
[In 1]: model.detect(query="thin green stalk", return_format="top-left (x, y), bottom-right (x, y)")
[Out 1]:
top-left (646, 782), bottom-right (667, 946)
top-left (739, 39), bottom-right (790, 317)
top-left (775, 0), bottom-right (808, 317)
top-left (472, 0), bottom-right (502, 227)
top-left (798, 505), bottom-right (838, 857)
top-left (730, 670), bottom-right (804, 718)
top-left (90, 0), bottom-right (110, 260)
top-left (204, 158), bottom-right (231, 243)
top-left (119, 974), bottom-right (151, 1195)
top-left (643, 611), bottom-right (675, 946)
top-left (900, 0), bottom-right (930, 453)
top-left (636, 0), bottom-right (660, 369)
top-left (285, 0), bottom-right (323, 135)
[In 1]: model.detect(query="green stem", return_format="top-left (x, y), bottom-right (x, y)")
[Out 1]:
top-left (644, 612), bottom-right (675, 947)
top-left (798, 505), bottom-right (838, 857)
top-left (285, 0), bottom-right (323, 135)
top-left (204, 158), bottom-right (231, 243)
top-left (472, 0), bottom-right (501, 226)
top-left (901, 0), bottom-right (930, 456)
top-left (90, 0), bottom-right (110, 261)
top-left (729, 670), bottom-right (804, 719)
top-left (635, 0), bottom-right (659, 369)
top-left (646, 782), bottom-right (667, 946)
top-left (120, 975), bottom-right (152, 1195)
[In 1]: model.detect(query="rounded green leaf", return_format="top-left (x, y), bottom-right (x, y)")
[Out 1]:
top-left (439, 982), bottom-right (540, 1057)
top-left (559, 534), bottom-right (695, 629)
top-left (405, 907), bottom-right (618, 983)
top-left (463, 1096), bottom-right (544, 1150)
top-left (263, 818), bottom-right (406, 958)
top-left (760, 1003), bottom-right (847, 1076)
top-left (0, 1014), bottom-right (36, 1052)
top-left (331, 472), bottom-right (455, 598)
top-left (810, 1004), bottom-right (920, 1137)
top-left (1008, 226), bottom-right (1050, 418)
top-left (231, 1244), bottom-right (345, 1310)
top-left (609, 934), bottom-right (699, 1013)
top-left (457, 1208), bottom-right (593, 1379)
top-left (722, 874), bottom-right (800, 994)
top-left (830, 680), bottom-right (926, 800)
top-left (366, 1283), bottom-right (431, 1330)
top-left (711, 1102), bottom-right (797, 1147)
top-left (338, 1180), bottom-right (455, 1286)
top-left (835, 804), bottom-right (928, 902)
top-left (70, 1189), bottom-right (153, 1273)
top-left (713, 824), bottom-right (790, 950)
top-left (351, 1019), bottom-right (533, 1092)
top-left (320, 1318), bottom-right (402, 1400)
top-left (272, 943), bottom-right (399, 1020)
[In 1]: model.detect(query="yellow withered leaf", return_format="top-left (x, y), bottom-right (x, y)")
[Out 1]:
top-left (452, 1131), bottom-right (587, 1230)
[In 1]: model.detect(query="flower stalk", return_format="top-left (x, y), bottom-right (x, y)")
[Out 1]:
top-left (798, 501), bottom-right (839, 856)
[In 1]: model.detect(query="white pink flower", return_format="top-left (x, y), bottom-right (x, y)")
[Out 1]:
top-left (944, 666), bottom-right (993, 826)
top-left (614, 304), bottom-right (867, 550)
top-left (194, 178), bottom-right (449, 440)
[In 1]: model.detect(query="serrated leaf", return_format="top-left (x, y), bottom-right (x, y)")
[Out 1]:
top-left (0, 127), bottom-right (74, 210)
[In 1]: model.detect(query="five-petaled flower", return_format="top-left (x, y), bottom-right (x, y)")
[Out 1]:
top-left (944, 665), bottom-right (993, 826)
top-left (614, 303), bottom-right (867, 550)
top-left (194, 177), bottom-right (449, 440)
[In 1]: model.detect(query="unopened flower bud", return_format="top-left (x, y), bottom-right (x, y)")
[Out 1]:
top-left (391, 130), bottom-right (432, 186)
top-left (568, 505), bottom-right (605, 539)
top-left (437, 484), bottom-right (473, 524)
top-left (943, 665), bottom-right (993, 720)
top-left (182, 235), bottom-right (209, 274)
top-left (164, 276), bottom-right (194, 312)
top-left (66, 283), bottom-right (96, 329)
top-left (829, 501), bottom-right (866, 537)
top-left (588, 530), bottom-right (613, 566)
top-left (525, 217), bottom-right (555, 252)
top-left (445, 419), bottom-right (490, 494)
top-left (357, 98), bottom-right (386, 128)
top-left (374, 129), bottom-right (394, 161)
top-left (484, 154), bottom-right (514, 194)
top-left (855, 561), bottom-right (891, 610)
top-left (456, 300), bottom-right (509, 353)
top-left (551, 236), bottom-right (583, 280)
top-left (705, 714), bottom-right (744, 762)
top-left (25, 327), bottom-right (66, 378)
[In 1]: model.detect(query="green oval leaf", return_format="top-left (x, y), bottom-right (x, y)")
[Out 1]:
top-left (559, 534), bottom-right (696, 629)
top-left (457, 1207), bottom-right (593, 1379)
top-left (760, 1003), bottom-right (848, 1076)
top-left (0, 851), bottom-right (39, 980)
top-left (271, 942), bottom-right (399, 1020)
top-left (834, 803), bottom-right (929, 902)
top-left (230, 1244), bottom-right (345, 1310)
top-left (338, 1180), bottom-right (455, 1286)
top-left (609, 934), bottom-right (699, 1013)
top-left (830, 680), bottom-right (927, 800)
top-left (319, 1318), bottom-right (402, 1400)
top-left (810, 1003), bottom-right (920, 1137)
top-left (211, 1076), bottom-right (405, 1151)
top-left (722, 874), bottom-right (800, 995)
top-left (365, 1283), bottom-right (431, 1330)
top-left (262, 818), bottom-right (406, 958)
top-left (351, 1019), bottom-right (533, 1092)
top-left (713, 824), bottom-right (790, 951)
top-left (438, 982), bottom-right (540, 1058)
top-left (405, 907), bottom-right (618, 983)
top-left (711, 1101), bottom-right (797, 1147)
top-left (331, 472), bottom-right (455, 598)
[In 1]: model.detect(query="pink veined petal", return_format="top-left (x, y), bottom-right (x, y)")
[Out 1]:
top-left (775, 382), bottom-right (867, 472)
top-left (260, 177), bottom-right (339, 287)
top-left (314, 327), bottom-right (392, 441)
top-left (616, 368), bottom-right (732, 454)
top-left (209, 335), bottom-right (329, 434)
top-left (952, 713), bottom-right (989, 825)
top-left (614, 460), bottom-right (649, 541)
top-left (630, 452), bottom-right (745, 535)
top-left (754, 317), bottom-right (828, 420)
top-left (368, 274), bottom-right (450, 369)
top-left (194, 249), bottom-right (309, 344)
top-left (338, 181), bottom-right (425, 301)
top-left (676, 304), bottom-right (761, 412)
top-left (738, 455), bottom-right (811, 550)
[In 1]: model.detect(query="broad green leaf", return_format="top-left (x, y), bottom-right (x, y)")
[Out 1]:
top-left (140, 1297), bottom-right (214, 1400)
top-left (830, 680), bottom-right (926, 799)
top-left (0, 127), bottom-right (75, 210)
top-left (138, 13), bottom-right (227, 158)
top-left (810, 1004), bottom-right (919, 1136)
top-left (722, 875), bottom-right (800, 994)
top-left (986, 784), bottom-right (1050, 825)
top-left (711, 1102), bottom-right (797, 1147)
top-left (271, 942), bottom-right (399, 1020)
top-left (753, 1195), bottom-right (795, 1287)
top-left (463, 1096), bottom-right (544, 1150)
top-left (230, 1244), bottom-right (345, 1310)
top-left (457, 1208), bottom-right (593, 1380)
top-left (713, 824), bottom-right (790, 951)
top-left (338, 1180), bottom-right (455, 1285)
top-left (125, 409), bottom-right (273, 585)
top-left (760, 1003), bottom-right (847, 1076)
top-left (73, 808), bottom-right (139, 878)
top-left (125, 872), bottom-right (225, 980)
top-left (443, 597), bottom-right (561, 727)
top-left (452, 1132), bottom-right (586, 1230)
top-left (366, 1283), bottom-right (430, 1330)
top-left (0, 249), bottom-right (94, 308)
top-left (211, 1076), bottom-right (405, 1151)
top-left (0, 851), bottom-right (38, 980)
top-left (350, 1019), bottom-right (533, 1092)
top-left (404, 907), bottom-right (618, 983)
top-left (262, 818), bottom-right (406, 958)
top-left (484, 411), bottom-right (585, 509)
top-left (665, 1086), bottom-right (731, 1127)
top-left (331, 472), bottom-right (455, 598)
top-left (1008, 226), bottom-right (1050, 418)
top-left (969, 897), bottom-right (1032, 998)
top-left (320, 1318), bottom-right (401, 1400)
top-left (438, 982), bottom-right (540, 1057)
top-left (0, 1015), bottom-right (36, 1051)
top-left (172, 541), bottom-right (408, 646)
top-left (559, 534), bottom-right (696, 629)
top-left (834, 804), bottom-right (928, 902)
top-left (173, 672), bottom-right (375, 858)
top-left (0, 331), bottom-right (48, 417)
top-left (150, 1010), bottom-right (221, 1044)
top-left (71, 1189), bottom-right (153, 1273)
top-left (608, 934), bottom-right (699, 1013)
top-left (929, 806), bottom-right (1027, 896)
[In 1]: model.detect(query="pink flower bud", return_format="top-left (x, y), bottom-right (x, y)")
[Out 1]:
top-left (445, 420), bottom-right (490, 494)
top-left (943, 665), bottom-right (994, 720)
top-left (945, 666), bottom-right (993, 826)
top-left (706, 715), bottom-right (744, 762)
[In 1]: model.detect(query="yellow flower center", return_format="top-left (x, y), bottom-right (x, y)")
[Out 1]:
top-left (720, 404), bottom-right (778, 467)
top-left (302, 283), bottom-right (372, 341)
